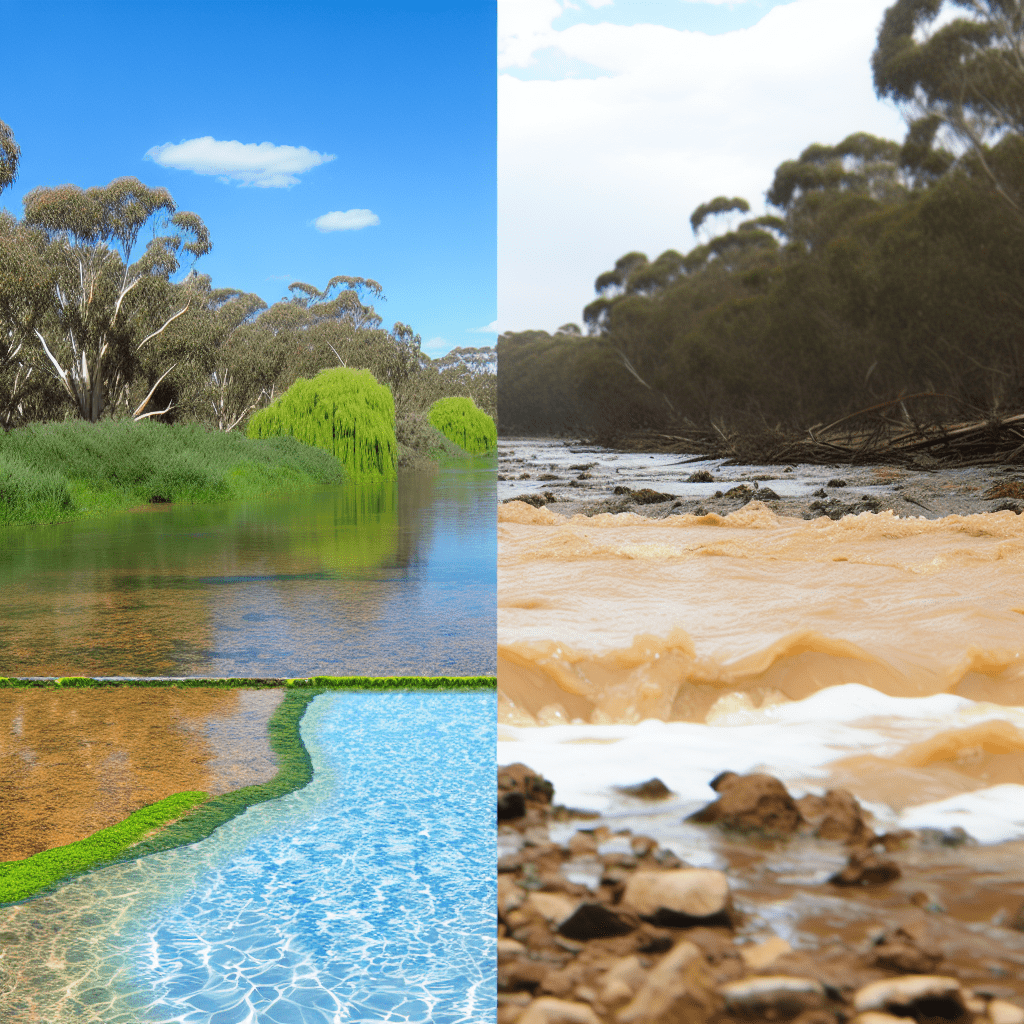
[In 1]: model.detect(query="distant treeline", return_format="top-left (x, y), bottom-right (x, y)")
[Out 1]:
top-left (499, 1), bottom-right (1024, 442)
top-left (0, 122), bottom-right (494, 455)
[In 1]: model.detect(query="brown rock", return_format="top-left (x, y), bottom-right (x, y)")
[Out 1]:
top-left (853, 976), bottom-right (969, 1022)
top-left (500, 763), bottom-right (556, 805)
top-left (718, 976), bottom-right (827, 1020)
top-left (558, 902), bottom-right (638, 942)
top-left (688, 772), bottom-right (804, 836)
top-left (830, 848), bottom-right (901, 887)
top-left (622, 869), bottom-right (731, 926)
top-left (988, 999), bottom-right (1024, 1024)
top-left (617, 940), bottom-right (721, 1023)
top-left (567, 831), bottom-right (599, 857)
top-left (518, 997), bottom-right (604, 1024)
top-left (740, 935), bottom-right (793, 971)
top-left (615, 778), bottom-right (672, 800)
top-left (500, 956), bottom-right (553, 993)
top-left (797, 789), bottom-right (873, 845)
top-left (866, 926), bottom-right (941, 974)
top-left (599, 955), bottom-right (647, 1007)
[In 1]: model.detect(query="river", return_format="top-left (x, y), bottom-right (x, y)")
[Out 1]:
top-left (0, 460), bottom-right (497, 677)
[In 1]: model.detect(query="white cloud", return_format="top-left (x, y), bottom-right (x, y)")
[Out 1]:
top-left (145, 137), bottom-right (335, 188)
top-left (498, 0), bottom-right (907, 333)
top-left (423, 336), bottom-right (452, 358)
top-left (313, 209), bottom-right (381, 232)
top-left (468, 320), bottom-right (499, 333)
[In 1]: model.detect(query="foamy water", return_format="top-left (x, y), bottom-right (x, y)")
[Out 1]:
top-left (498, 495), bottom-right (1024, 845)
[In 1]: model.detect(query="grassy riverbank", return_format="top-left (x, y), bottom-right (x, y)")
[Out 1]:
top-left (0, 419), bottom-right (348, 527)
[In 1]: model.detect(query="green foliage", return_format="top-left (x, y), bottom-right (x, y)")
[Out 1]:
top-left (0, 790), bottom-right (209, 905)
top-left (0, 419), bottom-right (345, 526)
top-left (246, 367), bottom-right (398, 481)
top-left (0, 677), bottom-right (497, 689)
top-left (427, 396), bottom-right (497, 454)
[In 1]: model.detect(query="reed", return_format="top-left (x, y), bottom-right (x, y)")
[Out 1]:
top-left (246, 368), bottom-right (398, 481)
top-left (427, 396), bottom-right (497, 454)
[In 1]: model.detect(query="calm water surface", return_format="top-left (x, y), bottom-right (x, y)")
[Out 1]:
top-left (0, 460), bottom-right (496, 677)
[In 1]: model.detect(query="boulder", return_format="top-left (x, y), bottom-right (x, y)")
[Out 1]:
top-left (688, 772), bottom-right (804, 836)
top-left (622, 869), bottom-right (730, 926)
top-left (718, 976), bottom-right (827, 1019)
top-left (853, 975), bottom-right (969, 1022)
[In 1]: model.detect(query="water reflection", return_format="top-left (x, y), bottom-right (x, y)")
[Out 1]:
top-left (0, 460), bottom-right (496, 676)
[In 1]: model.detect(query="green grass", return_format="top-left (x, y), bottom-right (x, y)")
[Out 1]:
top-left (428, 397), bottom-right (497, 454)
top-left (0, 419), bottom-right (347, 527)
top-left (247, 367), bottom-right (398, 481)
top-left (0, 677), bottom-right (497, 689)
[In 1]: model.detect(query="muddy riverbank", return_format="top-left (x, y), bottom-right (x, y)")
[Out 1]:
top-left (499, 438), bottom-right (1023, 520)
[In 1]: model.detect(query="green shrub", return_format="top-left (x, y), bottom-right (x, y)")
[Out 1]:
top-left (246, 368), bottom-right (398, 481)
top-left (427, 397), bottom-right (497, 454)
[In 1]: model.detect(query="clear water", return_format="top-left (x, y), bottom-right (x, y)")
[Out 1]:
top-left (0, 461), bottom-right (496, 676)
top-left (0, 691), bottom-right (497, 1024)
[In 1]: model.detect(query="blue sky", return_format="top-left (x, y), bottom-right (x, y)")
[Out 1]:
top-left (0, 0), bottom-right (496, 360)
top-left (499, 0), bottom-right (907, 332)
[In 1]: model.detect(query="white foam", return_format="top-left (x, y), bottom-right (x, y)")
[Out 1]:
top-left (498, 684), bottom-right (1024, 843)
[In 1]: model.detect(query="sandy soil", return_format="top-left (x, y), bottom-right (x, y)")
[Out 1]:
top-left (0, 687), bottom-right (285, 860)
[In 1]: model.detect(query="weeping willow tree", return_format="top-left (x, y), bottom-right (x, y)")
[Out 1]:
top-left (246, 367), bottom-right (397, 481)
top-left (427, 396), bottom-right (497, 454)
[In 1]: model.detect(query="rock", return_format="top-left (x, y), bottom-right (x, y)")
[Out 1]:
top-left (500, 956), bottom-right (552, 993)
top-left (612, 486), bottom-right (677, 504)
top-left (567, 831), bottom-right (599, 856)
top-left (830, 848), bottom-right (900, 887)
top-left (827, 478), bottom-right (848, 488)
top-left (617, 940), bottom-right (721, 1024)
top-left (988, 999), bottom-right (1024, 1024)
top-left (688, 470), bottom-right (715, 483)
top-left (499, 875), bottom-right (527, 916)
top-left (518, 997), bottom-right (604, 1024)
top-left (499, 938), bottom-right (528, 959)
top-left (557, 903), bottom-right (638, 942)
top-left (718, 976), bottom-right (827, 1019)
top-left (525, 891), bottom-right (577, 926)
top-left (500, 764), bottom-right (556, 806)
top-left (621, 869), bottom-right (731, 926)
top-left (797, 789), bottom-right (873, 846)
top-left (500, 792), bottom-right (528, 820)
top-left (866, 925), bottom-right (941, 974)
top-left (688, 772), bottom-right (804, 836)
top-left (740, 935), bottom-right (793, 971)
top-left (853, 976), bottom-right (969, 1021)
top-left (615, 778), bottom-right (672, 800)
top-left (851, 1015), bottom-right (907, 1024)
top-left (599, 955), bottom-right (647, 1007)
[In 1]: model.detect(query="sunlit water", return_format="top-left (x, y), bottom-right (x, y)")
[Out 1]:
top-left (0, 460), bottom-right (496, 676)
top-left (498, 442), bottom-right (1024, 845)
top-left (0, 691), bottom-right (497, 1024)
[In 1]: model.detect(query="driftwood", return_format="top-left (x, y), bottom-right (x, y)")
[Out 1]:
top-left (595, 396), bottom-right (1024, 467)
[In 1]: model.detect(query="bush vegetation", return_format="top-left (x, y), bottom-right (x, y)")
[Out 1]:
top-left (246, 368), bottom-right (398, 481)
top-left (427, 396), bottom-right (497, 454)
top-left (0, 419), bottom-right (346, 526)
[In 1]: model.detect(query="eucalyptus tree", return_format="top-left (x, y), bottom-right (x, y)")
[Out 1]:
top-left (0, 119), bottom-right (19, 195)
top-left (873, 0), bottom-right (1024, 212)
top-left (17, 177), bottom-right (211, 422)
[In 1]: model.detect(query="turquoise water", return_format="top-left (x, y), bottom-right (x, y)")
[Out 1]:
top-left (0, 692), bottom-right (496, 1023)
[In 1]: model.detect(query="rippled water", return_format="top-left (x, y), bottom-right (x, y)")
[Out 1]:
top-left (0, 691), bottom-right (496, 1024)
top-left (0, 461), bottom-right (496, 676)
top-left (498, 449), bottom-right (1024, 843)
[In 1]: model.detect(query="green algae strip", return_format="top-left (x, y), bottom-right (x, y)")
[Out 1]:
top-left (0, 791), bottom-right (210, 905)
top-left (0, 678), bottom-right (495, 905)
top-left (0, 676), bottom-right (496, 689)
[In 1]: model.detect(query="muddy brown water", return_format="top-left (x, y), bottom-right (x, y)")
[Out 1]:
top-left (0, 688), bottom-right (284, 860)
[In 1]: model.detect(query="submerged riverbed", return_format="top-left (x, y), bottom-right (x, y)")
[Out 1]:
top-left (0, 460), bottom-right (496, 677)
top-left (0, 690), bottom-right (496, 1024)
